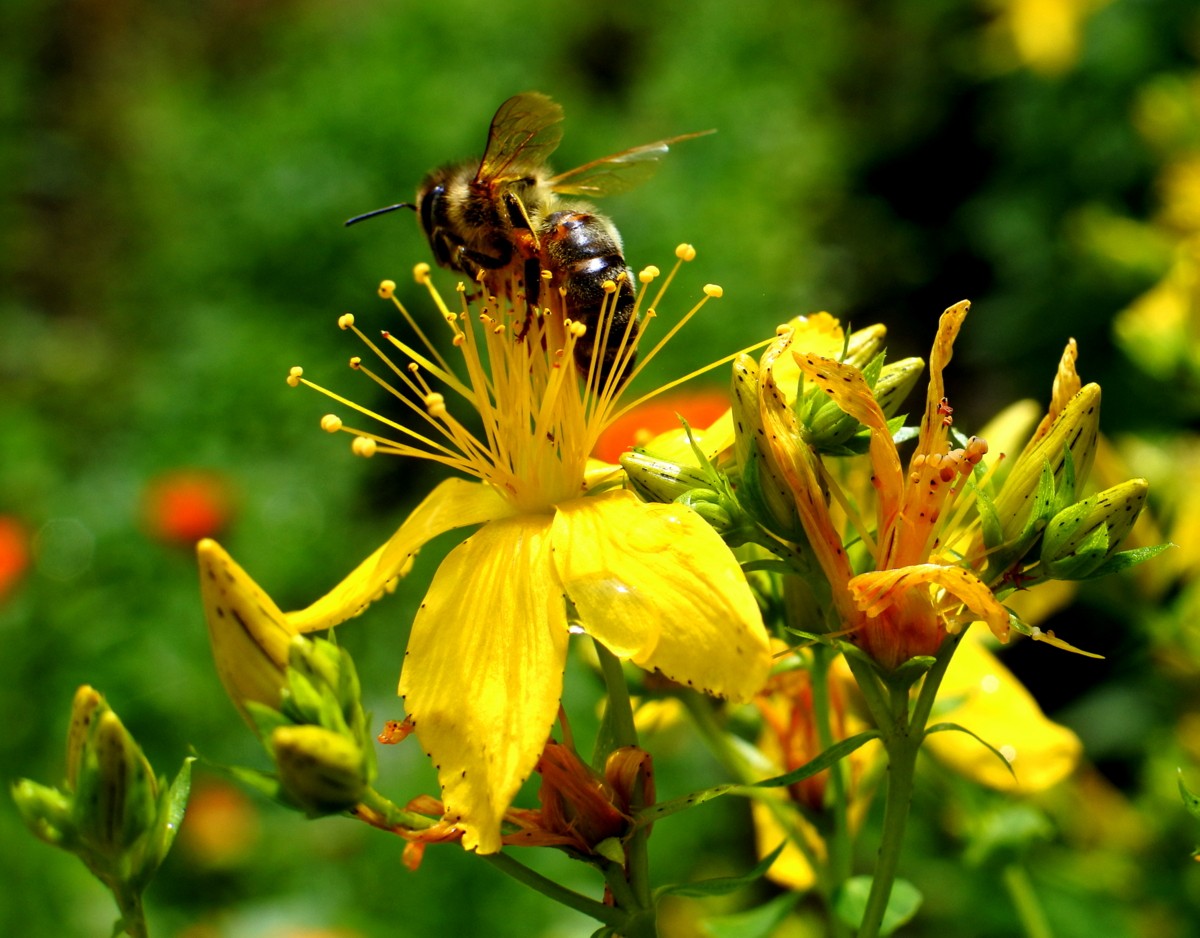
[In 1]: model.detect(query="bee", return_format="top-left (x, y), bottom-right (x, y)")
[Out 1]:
top-left (347, 92), bottom-right (711, 386)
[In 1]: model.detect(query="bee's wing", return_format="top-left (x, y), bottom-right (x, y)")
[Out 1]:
top-left (475, 92), bottom-right (564, 184)
top-left (547, 129), bottom-right (715, 197)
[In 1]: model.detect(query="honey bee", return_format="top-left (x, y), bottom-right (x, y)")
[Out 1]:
top-left (346, 92), bottom-right (711, 386)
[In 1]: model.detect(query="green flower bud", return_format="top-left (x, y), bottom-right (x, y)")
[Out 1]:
top-left (75, 710), bottom-right (159, 857)
top-left (677, 489), bottom-right (735, 532)
top-left (11, 779), bottom-right (76, 848)
top-left (271, 724), bottom-right (367, 816)
top-left (731, 352), bottom-right (804, 540)
top-left (1040, 479), bottom-right (1149, 579)
top-left (981, 384), bottom-right (1102, 579)
top-left (620, 451), bottom-right (715, 504)
top-left (805, 356), bottom-right (925, 449)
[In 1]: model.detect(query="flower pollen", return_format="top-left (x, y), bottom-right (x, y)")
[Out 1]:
top-left (288, 250), bottom-right (722, 514)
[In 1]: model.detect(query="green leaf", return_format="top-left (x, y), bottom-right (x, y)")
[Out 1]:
top-left (834, 876), bottom-right (922, 935)
top-left (658, 844), bottom-right (786, 899)
top-left (753, 731), bottom-right (882, 789)
top-left (1079, 542), bottom-right (1174, 579)
top-left (703, 893), bottom-right (800, 938)
top-left (924, 722), bottom-right (1016, 781)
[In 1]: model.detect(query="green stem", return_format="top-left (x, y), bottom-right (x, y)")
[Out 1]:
top-left (854, 633), bottom-right (963, 938)
top-left (114, 889), bottom-right (149, 938)
top-left (856, 680), bottom-right (919, 938)
top-left (594, 640), bottom-right (655, 931)
top-left (482, 852), bottom-right (624, 928)
top-left (1002, 863), bottom-right (1054, 938)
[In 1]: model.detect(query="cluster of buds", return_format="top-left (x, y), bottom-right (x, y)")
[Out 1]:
top-left (240, 635), bottom-right (377, 818)
top-left (11, 686), bottom-right (192, 924)
top-left (622, 307), bottom-right (1160, 668)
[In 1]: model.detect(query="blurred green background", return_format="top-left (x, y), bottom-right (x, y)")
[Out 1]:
top-left (3, 0), bottom-right (1200, 935)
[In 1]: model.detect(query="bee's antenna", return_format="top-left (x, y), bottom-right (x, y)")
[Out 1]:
top-left (344, 203), bottom-right (417, 227)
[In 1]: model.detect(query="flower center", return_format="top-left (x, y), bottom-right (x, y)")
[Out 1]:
top-left (287, 245), bottom-right (727, 514)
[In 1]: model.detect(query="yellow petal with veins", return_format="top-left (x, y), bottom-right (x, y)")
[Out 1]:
top-left (927, 632), bottom-right (1082, 792)
top-left (551, 490), bottom-right (770, 702)
top-left (287, 478), bottom-right (512, 633)
top-left (398, 514), bottom-right (568, 854)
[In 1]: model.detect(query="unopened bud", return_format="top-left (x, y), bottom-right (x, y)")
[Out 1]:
top-left (1040, 479), bottom-right (1149, 579)
top-left (620, 452), bottom-right (715, 504)
top-left (272, 724), bottom-right (367, 816)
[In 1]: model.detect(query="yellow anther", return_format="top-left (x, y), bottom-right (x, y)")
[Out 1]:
top-left (675, 243), bottom-right (697, 262)
top-left (602, 280), bottom-right (617, 294)
top-left (407, 362), bottom-right (420, 373)
top-left (338, 313), bottom-right (355, 330)
top-left (320, 414), bottom-right (343, 433)
top-left (287, 366), bottom-right (304, 387)
top-left (639, 265), bottom-right (660, 283)
top-left (541, 269), bottom-right (553, 280)
top-left (569, 321), bottom-right (588, 338)
top-left (352, 436), bottom-right (377, 458)
top-left (349, 356), bottom-right (363, 370)
top-left (703, 284), bottom-right (723, 298)
top-left (380, 280), bottom-right (397, 298)
top-left (412, 265), bottom-right (430, 285)
top-left (425, 394), bottom-right (447, 418)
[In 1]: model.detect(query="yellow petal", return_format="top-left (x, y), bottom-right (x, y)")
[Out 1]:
top-left (287, 478), bottom-right (512, 633)
top-left (850, 563), bottom-right (1011, 643)
top-left (752, 799), bottom-right (822, 891)
top-left (927, 633), bottom-right (1082, 792)
top-left (197, 538), bottom-right (298, 719)
top-left (398, 514), bottom-right (568, 854)
top-left (551, 490), bottom-right (770, 702)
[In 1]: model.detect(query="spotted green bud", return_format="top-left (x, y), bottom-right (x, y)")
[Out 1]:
top-left (980, 383), bottom-right (1102, 581)
top-left (620, 451), bottom-right (715, 504)
top-left (1040, 479), bottom-right (1149, 579)
top-left (75, 710), bottom-right (159, 857)
top-left (271, 724), bottom-right (367, 816)
top-left (731, 352), bottom-right (804, 540)
top-left (806, 355), bottom-right (925, 450)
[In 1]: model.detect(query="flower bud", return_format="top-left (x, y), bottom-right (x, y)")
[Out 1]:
top-left (271, 724), bottom-right (368, 816)
top-left (76, 711), bottom-right (160, 856)
top-left (981, 384), bottom-right (1101, 577)
top-left (620, 451), bottom-right (716, 504)
top-left (842, 323), bottom-right (889, 369)
top-left (11, 779), bottom-right (75, 849)
top-left (805, 356), bottom-right (925, 450)
top-left (1039, 479), bottom-right (1149, 579)
top-left (731, 350), bottom-right (805, 540)
top-left (197, 539), bottom-right (299, 722)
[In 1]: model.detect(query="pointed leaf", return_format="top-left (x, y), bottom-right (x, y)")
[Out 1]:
top-left (924, 722), bottom-right (1016, 782)
top-left (657, 843), bottom-right (786, 898)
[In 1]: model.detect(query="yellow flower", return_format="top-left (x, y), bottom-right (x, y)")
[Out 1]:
top-left (760, 301), bottom-right (1011, 669)
top-left (926, 631), bottom-right (1081, 792)
top-left (215, 247), bottom-right (770, 854)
